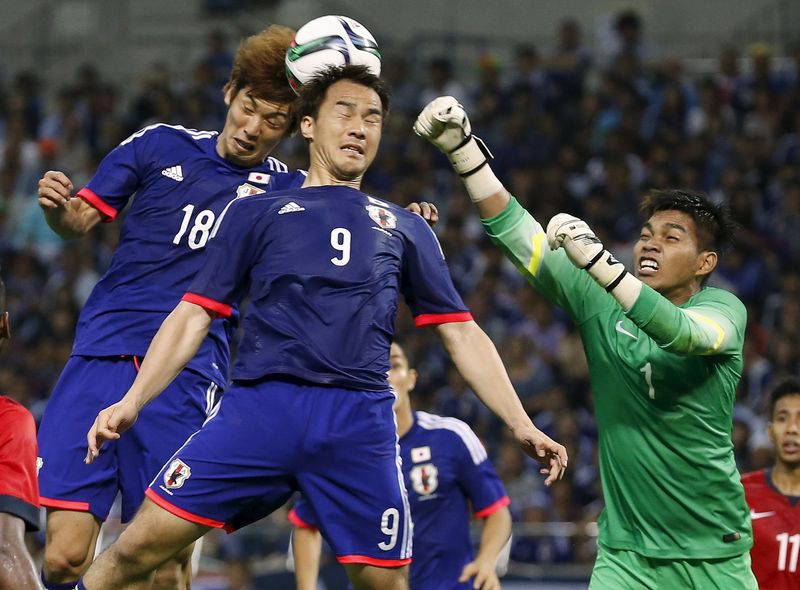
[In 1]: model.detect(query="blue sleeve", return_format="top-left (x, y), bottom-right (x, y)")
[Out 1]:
top-left (80, 128), bottom-right (152, 219)
top-left (452, 431), bottom-right (510, 518)
top-left (401, 214), bottom-right (472, 327)
top-left (183, 200), bottom-right (262, 317)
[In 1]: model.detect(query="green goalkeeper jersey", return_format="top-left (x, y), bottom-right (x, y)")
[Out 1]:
top-left (484, 197), bottom-right (751, 559)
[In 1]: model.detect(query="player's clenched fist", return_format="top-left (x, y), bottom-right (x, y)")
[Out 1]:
top-left (38, 170), bottom-right (74, 209)
top-left (85, 399), bottom-right (140, 464)
top-left (513, 424), bottom-right (568, 487)
top-left (413, 96), bottom-right (472, 153)
top-left (547, 213), bottom-right (627, 291)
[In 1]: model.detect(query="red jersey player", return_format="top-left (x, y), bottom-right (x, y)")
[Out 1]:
top-left (0, 275), bottom-right (41, 590)
top-left (742, 377), bottom-right (800, 589)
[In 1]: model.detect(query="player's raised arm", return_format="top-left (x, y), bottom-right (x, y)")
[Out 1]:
top-left (414, 98), bottom-right (607, 321)
top-left (547, 212), bottom-right (745, 356)
top-left (86, 300), bottom-right (214, 462)
top-left (38, 170), bottom-right (103, 238)
top-left (435, 320), bottom-right (567, 485)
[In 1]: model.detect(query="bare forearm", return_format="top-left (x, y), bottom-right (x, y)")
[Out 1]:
top-left (476, 508), bottom-right (512, 566)
top-left (437, 321), bottom-right (532, 431)
top-left (42, 200), bottom-right (101, 238)
top-left (474, 187), bottom-right (511, 219)
top-left (125, 301), bottom-right (212, 410)
top-left (292, 528), bottom-right (322, 590)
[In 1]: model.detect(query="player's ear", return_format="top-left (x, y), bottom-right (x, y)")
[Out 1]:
top-left (223, 86), bottom-right (234, 107)
top-left (407, 368), bottom-right (418, 393)
top-left (695, 250), bottom-right (717, 280)
top-left (300, 116), bottom-right (315, 141)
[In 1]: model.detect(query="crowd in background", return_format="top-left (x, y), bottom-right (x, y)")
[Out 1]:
top-left (1, 9), bottom-right (800, 587)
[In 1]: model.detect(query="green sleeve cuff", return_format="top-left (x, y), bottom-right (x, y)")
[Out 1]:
top-left (625, 283), bottom-right (662, 325)
top-left (480, 196), bottom-right (525, 238)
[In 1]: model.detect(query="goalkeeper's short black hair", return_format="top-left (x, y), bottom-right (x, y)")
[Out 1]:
top-left (640, 189), bottom-right (736, 255)
top-left (770, 376), bottom-right (800, 418)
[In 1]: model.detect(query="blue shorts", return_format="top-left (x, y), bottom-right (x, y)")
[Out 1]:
top-left (38, 355), bottom-right (220, 522)
top-left (147, 378), bottom-right (412, 566)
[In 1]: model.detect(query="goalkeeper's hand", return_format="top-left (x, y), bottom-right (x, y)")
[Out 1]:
top-left (414, 97), bottom-right (501, 202)
top-left (546, 213), bottom-right (627, 291)
top-left (413, 96), bottom-right (471, 153)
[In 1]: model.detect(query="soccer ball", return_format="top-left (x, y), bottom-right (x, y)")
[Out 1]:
top-left (285, 15), bottom-right (381, 94)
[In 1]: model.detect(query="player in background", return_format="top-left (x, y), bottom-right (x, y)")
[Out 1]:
top-left (414, 96), bottom-right (757, 589)
top-left (35, 25), bottom-right (302, 590)
top-left (75, 65), bottom-right (566, 590)
top-left (0, 275), bottom-right (43, 590)
top-left (290, 341), bottom-right (512, 590)
top-left (742, 377), bottom-right (800, 589)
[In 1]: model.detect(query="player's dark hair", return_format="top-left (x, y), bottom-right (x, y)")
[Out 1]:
top-left (770, 377), bottom-right (800, 418)
top-left (224, 25), bottom-right (298, 132)
top-left (391, 339), bottom-right (415, 369)
top-left (0, 272), bottom-right (5, 314)
top-left (295, 64), bottom-right (391, 122)
top-left (640, 189), bottom-right (737, 255)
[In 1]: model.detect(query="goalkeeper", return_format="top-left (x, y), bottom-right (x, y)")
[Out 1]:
top-left (414, 97), bottom-right (758, 589)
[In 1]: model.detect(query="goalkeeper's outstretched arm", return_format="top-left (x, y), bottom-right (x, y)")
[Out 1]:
top-left (413, 96), bottom-right (511, 220)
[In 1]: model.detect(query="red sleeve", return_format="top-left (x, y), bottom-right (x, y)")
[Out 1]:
top-left (0, 398), bottom-right (40, 530)
top-left (77, 187), bottom-right (119, 222)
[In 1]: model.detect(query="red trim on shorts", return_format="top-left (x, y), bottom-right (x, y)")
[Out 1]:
top-left (414, 312), bottom-right (473, 327)
top-left (474, 495), bottom-right (510, 519)
top-left (288, 507), bottom-right (318, 531)
top-left (337, 555), bottom-right (412, 567)
top-left (133, 356), bottom-right (141, 371)
top-left (145, 488), bottom-right (229, 530)
top-left (181, 293), bottom-right (232, 318)
top-left (39, 496), bottom-right (91, 511)
top-left (77, 187), bottom-right (118, 222)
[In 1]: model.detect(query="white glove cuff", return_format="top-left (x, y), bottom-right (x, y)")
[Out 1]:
top-left (584, 251), bottom-right (641, 311)
top-left (448, 136), bottom-right (502, 203)
top-left (448, 135), bottom-right (489, 175)
top-left (608, 272), bottom-right (642, 311)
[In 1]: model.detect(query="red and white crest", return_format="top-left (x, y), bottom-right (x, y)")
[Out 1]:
top-left (236, 183), bottom-right (266, 198)
top-left (409, 463), bottom-right (439, 496)
top-left (365, 204), bottom-right (397, 229)
top-left (164, 459), bottom-right (192, 489)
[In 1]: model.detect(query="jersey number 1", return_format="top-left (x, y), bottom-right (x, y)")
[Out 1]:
top-left (776, 532), bottom-right (800, 572)
top-left (640, 362), bottom-right (655, 399)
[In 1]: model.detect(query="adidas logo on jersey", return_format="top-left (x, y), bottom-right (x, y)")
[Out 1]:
top-left (162, 165), bottom-right (184, 182)
top-left (278, 202), bottom-right (305, 215)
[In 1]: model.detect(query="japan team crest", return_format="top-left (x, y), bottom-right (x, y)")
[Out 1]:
top-left (164, 459), bottom-right (192, 489)
top-left (236, 183), bottom-right (266, 198)
top-left (366, 204), bottom-right (397, 229)
top-left (409, 463), bottom-right (439, 496)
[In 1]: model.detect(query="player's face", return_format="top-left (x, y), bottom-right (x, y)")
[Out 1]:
top-left (769, 394), bottom-right (800, 467)
top-left (633, 210), bottom-right (717, 303)
top-left (218, 88), bottom-right (291, 167)
top-left (301, 80), bottom-right (382, 182)
top-left (388, 343), bottom-right (417, 404)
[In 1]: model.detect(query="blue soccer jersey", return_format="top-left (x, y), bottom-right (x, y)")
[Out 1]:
top-left (183, 186), bottom-right (472, 390)
top-left (291, 411), bottom-right (510, 589)
top-left (72, 124), bottom-right (304, 384)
